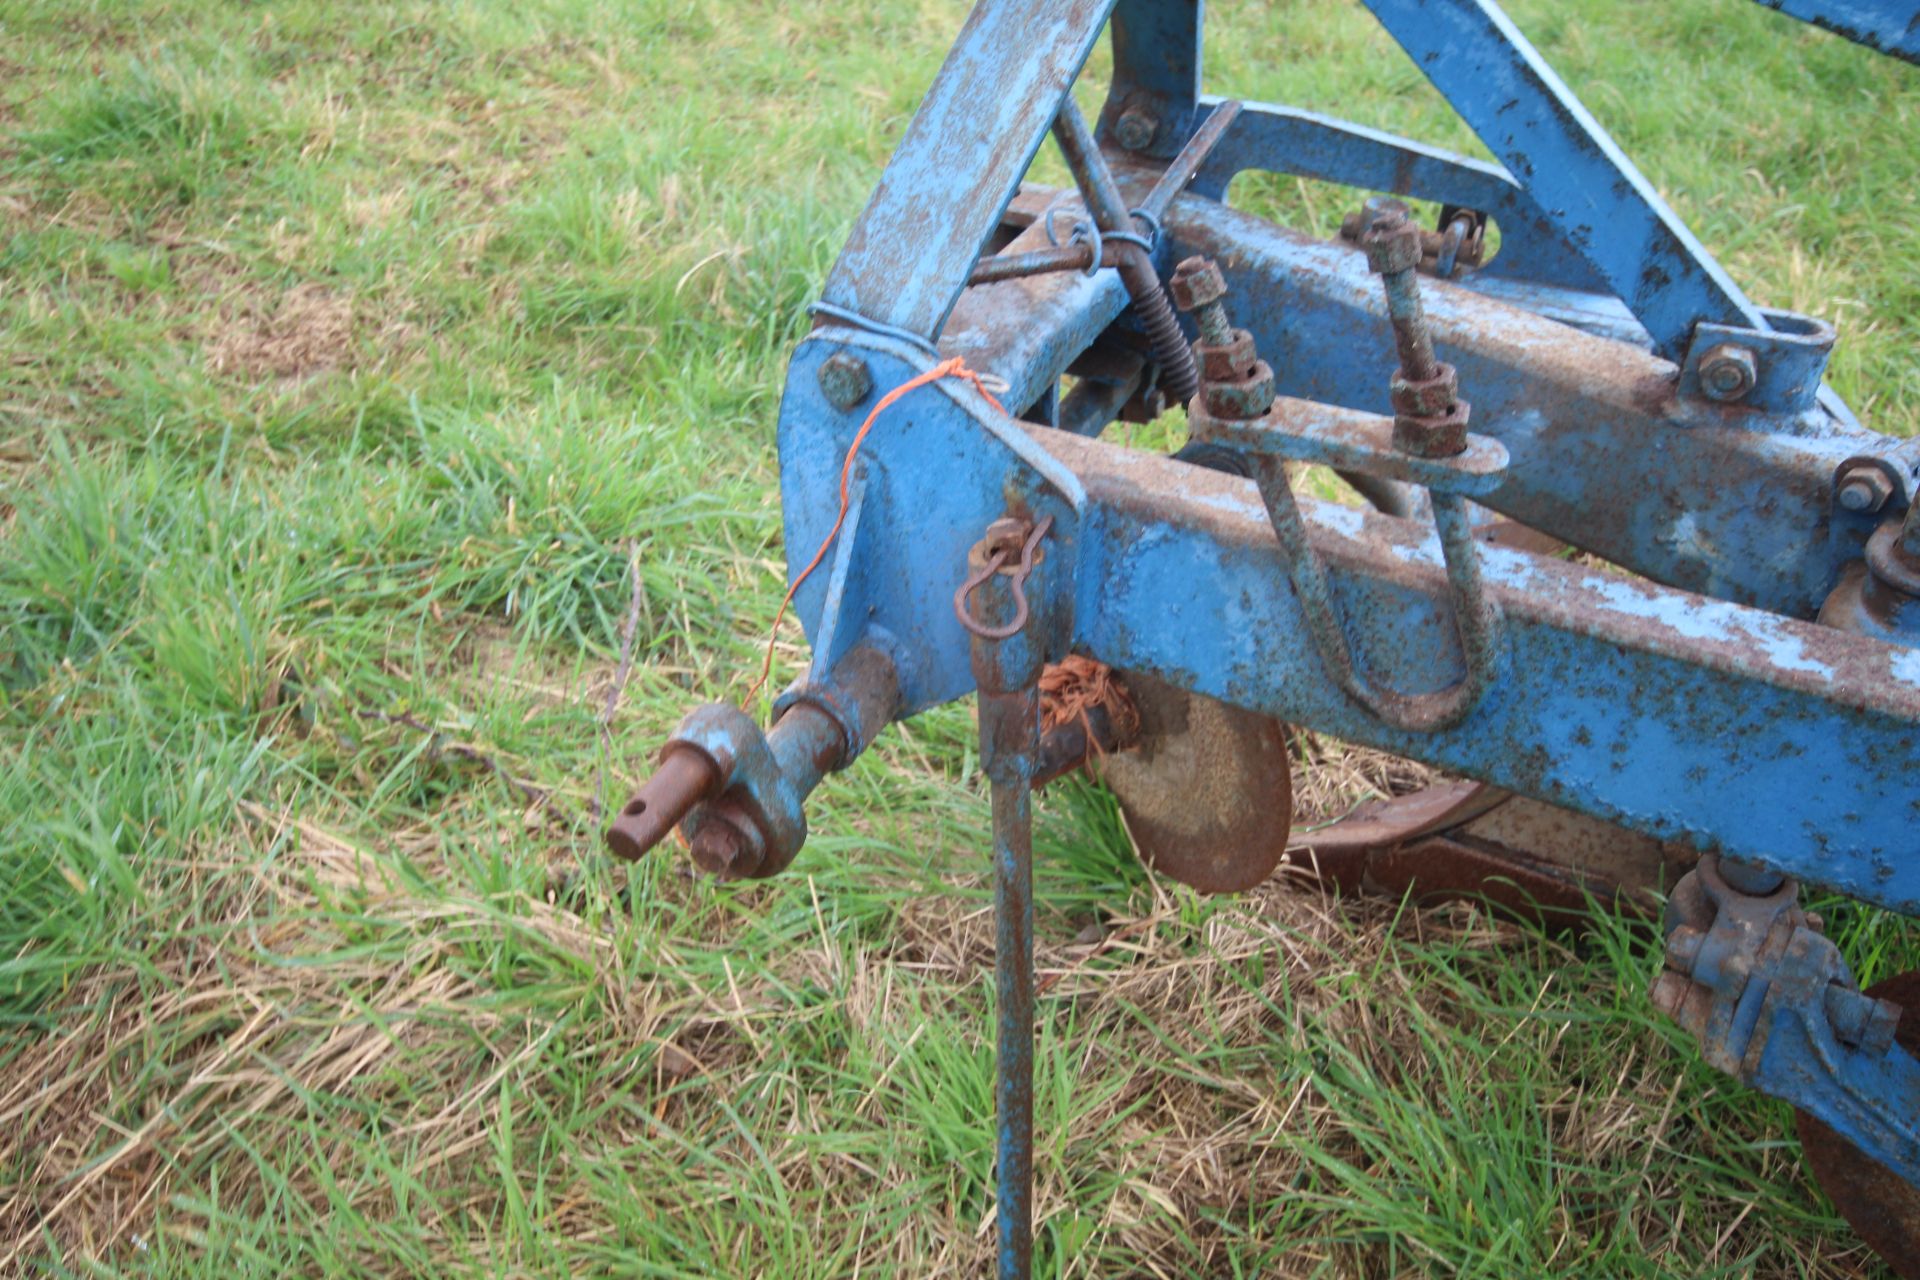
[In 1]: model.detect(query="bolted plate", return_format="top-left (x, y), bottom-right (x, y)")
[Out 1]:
top-left (1798, 968), bottom-right (1920, 1279)
top-left (1099, 671), bottom-right (1292, 894)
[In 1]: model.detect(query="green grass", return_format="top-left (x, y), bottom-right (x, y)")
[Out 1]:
top-left (2, 0), bottom-right (1917, 1275)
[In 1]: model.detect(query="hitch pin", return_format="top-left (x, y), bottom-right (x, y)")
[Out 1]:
top-left (961, 514), bottom-right (1050, 1280)
top-left (955, 515), bottom-right (1052, 640)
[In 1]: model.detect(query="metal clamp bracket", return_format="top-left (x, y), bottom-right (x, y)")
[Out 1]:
top-left (1202, 396), bottom-right (1509, 497)
top-left (1196, 393), bottom-right (1509, 735)
top-left (1656, 855), bottom-right (1920, 1185)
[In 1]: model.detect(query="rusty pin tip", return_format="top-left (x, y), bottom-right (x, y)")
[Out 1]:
top-left (604, 747), bottom-right (721, 861)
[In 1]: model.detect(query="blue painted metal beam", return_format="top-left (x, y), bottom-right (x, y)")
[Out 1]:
top-left (1095, 0), bottom-right (1204, 159)
top-left (1361, 0), bottom-right (1766, 360)
top-left (1750, 0), bottom-right (1920, 62)
top-left (1054, 429), bottom-right (1920, 913)
top-left (1164, 197), bottom-right (1882, 615)
top-left (940, 191), bottom-right (1130, 413)
top-left (1185, 100), bottom-right (1605, 291)
top-left (818, 0), bottom-right (1116, 342)
top-left (775, 331), bottom-right (1920, 911)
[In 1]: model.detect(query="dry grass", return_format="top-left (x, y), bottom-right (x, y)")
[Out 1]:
top-left (204, 283), bottom-right (356, 382)
top-left (4, 761), bottom-right (1861, 1275)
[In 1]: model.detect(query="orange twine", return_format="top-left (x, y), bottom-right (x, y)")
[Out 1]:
top-left (743, 357), bottom-right (1006, 708)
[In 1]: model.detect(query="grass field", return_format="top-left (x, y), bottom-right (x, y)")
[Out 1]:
top-left (4, 1), bottom-right (1919, 1275)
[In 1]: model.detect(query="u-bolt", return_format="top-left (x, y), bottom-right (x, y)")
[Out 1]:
top-left (1174, 250), bottom-right (1503, 734)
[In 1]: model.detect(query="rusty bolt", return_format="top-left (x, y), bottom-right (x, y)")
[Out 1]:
top-left (1698, 344), bottom-right (1759, 403)
top-left (819, 351), bottom-right (873, 411)
top-left (690, 810), bottom-right (766, 879)
top-left (1359, 201), bottom-right (1424, 276)
top-left (1170, 256), bottom-right (1235, 354)
top-left (1114, 106), bottom-right (1157, 152)
top-left (1836, 465), bottom-right (1894, 514)
top-left (1169, 256), bottom-right (1228, 313)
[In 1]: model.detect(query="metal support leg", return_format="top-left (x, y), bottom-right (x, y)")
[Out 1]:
top-left (960, 516), bottom-right (1049, 1280)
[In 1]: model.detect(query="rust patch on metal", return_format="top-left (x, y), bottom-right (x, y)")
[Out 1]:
top-left (1100, 671), bottom-right (1293, 894)
top-left (1293, 783), bottom-right (1695, 923)
top-left (1799, 969), bottom-right (1920, 1280)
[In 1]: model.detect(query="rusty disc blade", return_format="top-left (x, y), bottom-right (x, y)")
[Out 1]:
top-left (1798, 969), bottom-right (1920, 1279)
top-left (1291, 782), bottom-right (1694, 923)
top-left (1099, 671), bottom-right (1292, 894)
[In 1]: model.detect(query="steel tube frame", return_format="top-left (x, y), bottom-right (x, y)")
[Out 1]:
top-left (780, 330), bottom-right (1920, 914)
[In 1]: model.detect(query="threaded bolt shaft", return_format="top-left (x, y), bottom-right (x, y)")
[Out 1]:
top-left (1193, 299), bottom-right (1233, 348)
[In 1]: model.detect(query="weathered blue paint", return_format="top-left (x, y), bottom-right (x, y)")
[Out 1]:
top-left (819, 0), bottom-right (1116, 341)
top-left (1096, 0), bottom-right (1204, 159)
top-left (1360, 0), bottom-right (1765, 362)
top-left (776, 330), bottom-right (1920, 912)
top-left (1186, 101), bottom-right (1606, 293)
top-left (1201, 393), bottom-right (1510, 496)
top-left (1660, 858), bottom-right (1920, 1186)
top-left (968, 550), bottom-right (1047, 1280)
top-left (1164, 199), bottom-right (1887, 616)
top-left (621, 0), bottom-right (1920, 1248)
top-left (1749, 0), bottom-right (1920, 62)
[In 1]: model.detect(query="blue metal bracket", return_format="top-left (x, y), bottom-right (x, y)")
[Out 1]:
top-left (819, 0), bottom-right (1116, 341)
top-left (1186, 102), bottom-right (1606, 294)
top-left (616, 6), bottom-right (1920, 1258)
top-left (1658, 856), bottom-right (1920, 1185)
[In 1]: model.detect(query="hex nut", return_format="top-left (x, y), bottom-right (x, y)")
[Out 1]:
top-left (819, 351), bottom-right (873, 410)
top-left (1361, 218), bottom-right (1423, 276)
top-left (1390, 362), bottom-right (1461, 419)
top-left (1199, 360), bottom-right (1276, 421)
top-left (1836, 466), bottom-right (1894, 514)
top-left (1170, 257), bottom-right (1227, 312)
top-left (1698, 343), bottom-right (1759, 403)
top-left (1393, 399), bottom-right (1471, 459)
top-left (1114, 106), bottom-right (1157, 152)
top-left (689, 811), bottom-right (766, 880)
top-left (1195, 328), bottom-right (1258, 380)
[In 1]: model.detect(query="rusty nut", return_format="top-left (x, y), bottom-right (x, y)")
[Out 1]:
top-left (1361, 218), bottom-right (1423, 276)
top-left (1170, 256), bottom-right (1228, 312)
top-left (687, 807), bottom-right (768, 880)
top-left (1697, 343), bottom-right (1759, 403)
top-left (1114, 106), bottom-right (1157, 152)
top-left (1200, 360), bottom-right (1276, 421)
top-left (818, 351), bottom-right (873, 410)
top-left (1195, 327), bottom-right (1258, 380)
top-left (1389, 362), bottom-right (1461, 419)
top-left (1393, 399), bottom-right (1471, 459)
